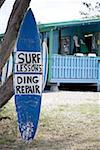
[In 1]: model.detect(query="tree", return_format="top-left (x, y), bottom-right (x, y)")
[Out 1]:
top-left (0, 0), bottom-right (31, 108)
top-left (0, 0), bottom-right (5, 8)
top-left (80, 1), bottom-right (100, 19)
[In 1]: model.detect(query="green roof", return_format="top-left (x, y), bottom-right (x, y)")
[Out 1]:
top-left (39, 18), bottom-right (100, 32)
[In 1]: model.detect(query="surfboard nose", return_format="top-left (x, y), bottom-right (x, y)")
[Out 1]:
top-left (17, 8), bottom-right (41, 52)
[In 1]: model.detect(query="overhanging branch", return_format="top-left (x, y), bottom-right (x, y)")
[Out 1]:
top-left (0, 0), bottom-right (31, 74)
top-left (0, 0), bottom-right (5, 8)
top-left (0, 0), bottom-right (31, 108)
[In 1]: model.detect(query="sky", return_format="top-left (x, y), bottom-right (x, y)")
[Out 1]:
top-left (0, 0), bottom-right (96, 33)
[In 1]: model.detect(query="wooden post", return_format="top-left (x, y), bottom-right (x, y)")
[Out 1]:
top-left (97, 59), bottom-right (100, 92)
top-left (48, 29), bottom-right (53, 82)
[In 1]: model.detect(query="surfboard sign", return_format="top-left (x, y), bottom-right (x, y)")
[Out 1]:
top-left (42, 38), bottom-right (48, 91)
top-left (14, 9), bottom-right (42, 141)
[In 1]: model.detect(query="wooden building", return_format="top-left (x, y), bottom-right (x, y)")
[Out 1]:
top-left (0, 19), bottom-right (100, 91)
top-left (39, 19), bottom-right (100, 91)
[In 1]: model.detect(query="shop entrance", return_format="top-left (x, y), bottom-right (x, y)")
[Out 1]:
top-left (84, 34), bottom-right (93, 53)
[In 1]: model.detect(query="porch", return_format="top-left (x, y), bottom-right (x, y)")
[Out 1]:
top-left (48, 54), bottom-right (100, 91)
top-left (39, 19), bottom-right (100, 91)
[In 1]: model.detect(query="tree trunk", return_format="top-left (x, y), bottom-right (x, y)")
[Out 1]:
top-left (0, 0), bottom-right (31, 108)
top-left (0, 0), bottom-right (5, 8)
top-left (0, 0), bottom-right (31, 73)
top-left (0, 75), bottom-right (14, 108)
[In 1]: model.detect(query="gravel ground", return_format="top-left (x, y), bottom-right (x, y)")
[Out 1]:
top-left (38, 91), bottom-right (100, 150)
top-left (42, 91), bottom-right (100, 107)
top-left (0, 91), bottom-right (100, 150)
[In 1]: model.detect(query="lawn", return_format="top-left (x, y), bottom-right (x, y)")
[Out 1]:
top-left (0, 91), bottom-right (100, 150)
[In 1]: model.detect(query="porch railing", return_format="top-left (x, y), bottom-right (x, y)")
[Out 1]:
top-left (50, 54), bottom-right (100, 83)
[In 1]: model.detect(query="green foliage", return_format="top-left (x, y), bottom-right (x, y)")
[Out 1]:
top-left (80, 1), bottom-right (100, 19)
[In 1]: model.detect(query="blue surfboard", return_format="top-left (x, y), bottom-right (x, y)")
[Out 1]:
top-left (14, 9), bottom-right (42, 141)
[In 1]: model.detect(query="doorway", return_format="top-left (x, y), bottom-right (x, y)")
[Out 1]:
top-left (84, 34), bottom-right (93, 53)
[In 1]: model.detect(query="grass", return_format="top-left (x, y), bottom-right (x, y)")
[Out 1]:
top-left (0, 99), bottom-right (18, 145)
top-left (53, 103), bottom-right (100, 115)
top-left (0, 95), bottom-right (100, 149)
top-left (75, 104), bottom-right (100, 115)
